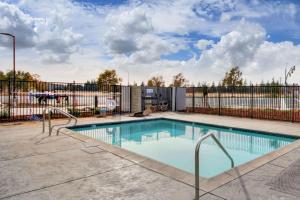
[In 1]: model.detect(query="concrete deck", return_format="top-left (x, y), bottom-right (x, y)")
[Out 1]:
top-left (1, 113), bottom-right (300, 200)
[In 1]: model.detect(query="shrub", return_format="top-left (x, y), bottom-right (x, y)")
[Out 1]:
top-left (0, 108), bottom-right (9, 118)
top-left (67, 108), bottom-right (81, 117)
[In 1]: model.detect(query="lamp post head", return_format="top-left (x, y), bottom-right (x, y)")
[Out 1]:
top-left (0, 33), bottom-right (15, 38)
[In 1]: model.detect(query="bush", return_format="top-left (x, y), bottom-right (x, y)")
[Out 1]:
top-left (90, 107), bottom-right (100, 115)
top-left (0, 108), bottom-right (9, 118)
top-left (67, 108), bottom-right (81, 117)
top-left (90, 107), bottom-right (108, 115)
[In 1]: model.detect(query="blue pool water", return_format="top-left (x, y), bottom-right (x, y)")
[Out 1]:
top-left (71, 119), bottom-right (297, 178)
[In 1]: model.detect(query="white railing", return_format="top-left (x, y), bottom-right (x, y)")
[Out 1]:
top-left (194, 133), bottom-right (234, 200)
top-left (42, 106), bottom-right (77, 136)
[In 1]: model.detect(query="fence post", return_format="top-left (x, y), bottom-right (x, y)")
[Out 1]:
top-left (8, 79), bottom-right (11, 121)
top-left (218, 86), bottom-right (221, 115)
top-left (119, 84), bottom-right (122, 115)
top-left (94, 95), bottom-right (98, 109)
top-left (292, 84), bottom-right (295, 122)
top-left (175, 87), bottom-right (177, 111)
top-left (172, 87), bottom-right (175, 111)
top-left (72, 81), bottom-right (75, 114)
top-left (192, 86), bottom-right (195, 112)
top-left (251, 84), bottom-right (254, 118)
top-left (129, 86), bottom-right (132, 113)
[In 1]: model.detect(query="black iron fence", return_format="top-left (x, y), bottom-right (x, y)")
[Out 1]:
top-left (1, 80), bottom-right (300, 123)
top-left (183, 85), bottom-right (300, 122)
top-left (0, 80), bottom-right (131, 122)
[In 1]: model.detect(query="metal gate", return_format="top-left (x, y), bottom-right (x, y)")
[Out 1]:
top-left (141, 86), bottom-right (172, 112)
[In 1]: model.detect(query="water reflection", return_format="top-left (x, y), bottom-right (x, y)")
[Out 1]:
top-left (74, 119), bottom-right (294, 155)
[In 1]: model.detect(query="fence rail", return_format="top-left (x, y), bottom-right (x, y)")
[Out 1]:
top-left (0, 80), bottom-right (130, 122)
top-left (1, 80), bottom-right (300, 123)
top-left (184, 85), bottom-right (300, 122)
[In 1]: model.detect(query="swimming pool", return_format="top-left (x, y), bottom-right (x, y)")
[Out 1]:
top-left (70, 118), bottom-right (297, 178)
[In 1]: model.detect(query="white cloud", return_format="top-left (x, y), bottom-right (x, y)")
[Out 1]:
top-left (0, 1), bottom-right (83, 63)
top-left (195, 39), bottom-right (214, 50)
top-left (103, 6), bottom-right (184, 63)
top-left (198, 21), bottom-right (266, 71)
top-left (114, 34), bottom-right (181, 64)
top-left (103, 8), bottom-right (152, 54)
top-left (186, 21), bottom-right (300, 84)
top-left (36, 22), bottom-right (82, 64)
top-left (110, 19), bottom-right (300, 85)
top-left (1, 0), bottom-right (300, 85)
top-left (0, 1), bottom-right (37, 48)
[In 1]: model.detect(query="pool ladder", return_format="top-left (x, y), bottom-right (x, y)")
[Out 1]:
top-left (194, 133), bottom-right (235, 200)
top-left (42, 106), bottom-right (77, 136)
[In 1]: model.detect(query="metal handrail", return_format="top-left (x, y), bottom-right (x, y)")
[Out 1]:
top-left (194, 133), bottom-right (234, 200)
top-left (42, 106), bottom-right (77, 136)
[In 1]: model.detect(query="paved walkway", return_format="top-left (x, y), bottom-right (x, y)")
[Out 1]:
top-left (0, 113), bottom-right (300, 200)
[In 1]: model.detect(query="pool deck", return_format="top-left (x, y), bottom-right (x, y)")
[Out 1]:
top-left (1, 112), bottom-right (300, 200)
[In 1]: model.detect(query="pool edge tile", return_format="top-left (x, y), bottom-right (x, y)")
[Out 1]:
top-left (59, 119), bottom-right (300, 193)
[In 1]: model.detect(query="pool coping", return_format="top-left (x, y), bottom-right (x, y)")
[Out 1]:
top-left (58, 116), bottom-right (300, 192)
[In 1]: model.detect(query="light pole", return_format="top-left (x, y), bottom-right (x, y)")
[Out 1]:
top-left (284, 65), bottom-right (296, 86)
top-left (0, 33), bottom-right (16, 102)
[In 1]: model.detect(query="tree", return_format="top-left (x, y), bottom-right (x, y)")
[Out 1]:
top-left (0, 70), bottom-right (41, 92)
top-left (170, 73), bottom-right (188, 87)
top-left (222, 66), bottom-right (244, 87)
top-left (211, 81), bottom-right (216, 92)
top-left (132, 81), bottom-right (138, 86)
top-left (211, 81), bottom-right (215, 88)
top-left (201, 82), bottom-right (208, 87)
top-left (0, 71), bottom-right (5, 80)
top-left (0, 70), bottom-right (40, 81)
top-left (97, 69), bottom-right (122, 86)
top-left (84, 80), bottom-right (98, 91)
top-left (147, 76), bottom-right (165, 87)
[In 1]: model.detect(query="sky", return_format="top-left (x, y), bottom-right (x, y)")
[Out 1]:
top-left (0, 0), bottom-right (300, 85)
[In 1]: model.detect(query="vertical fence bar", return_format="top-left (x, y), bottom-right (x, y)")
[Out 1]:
top-left (72, 81), bottom-right (75, 114)
top-left (48, 110), bottom-right (51, 135)
top-left (192, 86), bottom-right (195, 113)
top-left (114, 84), bottom-right (116, 115)
top-left (286, 86), bottom-right (288, 121)
top-left (292, 84), bottom-right (295, 122)
top-left (94, 83), bottom-right (97, 115)
top-left (8, 79), bottom-right (11, 121)
top-left (174, 87), bottom-right (177, 111)
top-left (251, 85), bottom-right (253, 118)
top-left (129, 86), bottom-right (132, 113)
top-left (112, 85), bottom-right (115, 115)
top-left (280, 86), bottom-right (283, 121)
top-left (218, 86), bottom-right (221, 116)
top-left (120, 84), bottom-right (122, 115)
top-left (270, 85), bottom-right (273, 121)
top-left (295, 85), bottom-right (300, 122)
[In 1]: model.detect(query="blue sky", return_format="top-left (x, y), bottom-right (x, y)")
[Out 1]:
top-left (1, 0), bottom-right (300, 84)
